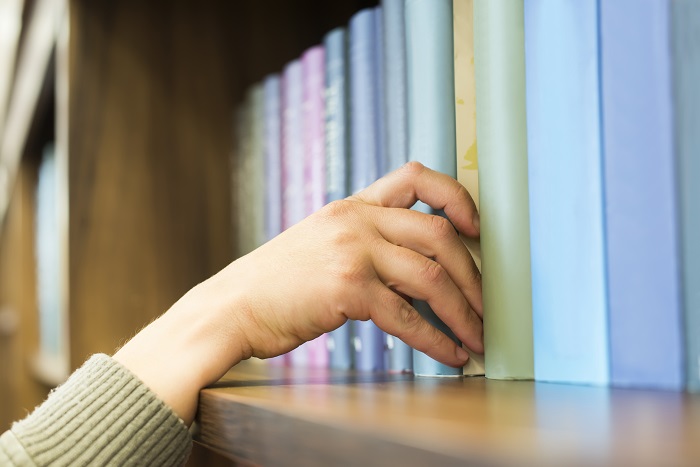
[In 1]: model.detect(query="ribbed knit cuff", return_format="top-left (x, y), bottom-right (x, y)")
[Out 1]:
top-left (8, 354), bottom-right (192, 466)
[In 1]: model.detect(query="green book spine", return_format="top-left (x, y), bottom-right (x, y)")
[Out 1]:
top-left (473, 0), bottom-right (534, 380)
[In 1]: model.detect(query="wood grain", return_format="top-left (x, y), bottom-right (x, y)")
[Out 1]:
top-left (66, 0), bottom-right (376, 369)
top-left (196, 363), bottom-right (700, 466)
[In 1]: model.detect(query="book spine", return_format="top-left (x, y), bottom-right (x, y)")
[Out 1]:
top-left (601, 0), bottom-right (684, 390)
top-left (282, 60), bottom-right (309, 367)
top-left (453, 0), bottom-right (484, 377)
top-left (673, 0), bottom-right (700, 393)
top-left (525, 0), bottom-right (609, 385)
top-left (405, 0), bottom-right (462, 377)
top-left (324, 27), bottom-right (354, 370)
top-left (350, 8), bottom-right (381, 194)
top-left (234, 91), bottom-right (253, 257)
top-left (282, 60), bottom-right (305, 231)
top-left (350, 8), bottom-right (386, 371)
top-left (250, 84), bottom-right (266, 250)
top-left (302, 45), bottom-right (328, 369)
top-left (263, 75), bottom-right (282, 244)
top-left (381, 0), bottom-right (408, 173)
top-left (474, 0), bottom-right (534, 380)
top-left (324, 28), bottom-right (350, 204)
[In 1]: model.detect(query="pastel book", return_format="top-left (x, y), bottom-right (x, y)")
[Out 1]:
top-left (474, 0), bottom-right (534, 380)
top-left (263, 75), bottom-right (288, 367)
top-left (349, 7), bottom-right (386, 371)
top-left (405, 0), bottom-right (462, 377)
top-left (324, 27), bottom-right (354, 370)
top-left (600, 0), bottom-right (684, 390)
top-left (302, 45), bottom-right (328, 368)
top-left (382, 0), bottom-right (413, 373)
top-left (282, 59), bottom-right (311, 367)
top-left (524, 0), bottom-right (609, 385)
top-left (672, 0), bottom-right (700, 393)
top-left (453, 0), bottom-right (484, 377)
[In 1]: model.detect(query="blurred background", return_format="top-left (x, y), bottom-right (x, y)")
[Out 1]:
top-left (0, 0), bottom-right (374, 462)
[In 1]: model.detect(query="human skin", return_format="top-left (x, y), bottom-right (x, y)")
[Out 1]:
top-left (113, 162), bottom-right (483, 425)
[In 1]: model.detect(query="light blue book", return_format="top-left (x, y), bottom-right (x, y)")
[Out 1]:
top-left (350, 8), bottom-right (386, 371)
top-left (524, 1), bottom-right (609, 385)
top-left (263, 75), bottom-right (282, 243)
top-left (324, 28), bottom-right (354, 370)
top-left (382, 0), bottom-right (408, 173)
top-left (36, 144), bottom-right (63, 360)
top-left (382, 0), bottom-right (413, 373)
top-left (405, 0), bottom-right (461, 377)
top-left (672, 0), bottom-right (700, 392)
top-left (601, 0), bottom-right (684, 389)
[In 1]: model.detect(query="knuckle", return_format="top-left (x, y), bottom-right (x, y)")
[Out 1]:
top-left (321, 199), bottom-right (356, 220)
top-left (429, 215), bottom-right (455, 241)
top-left (396, 299), bottom-right (423, 331)
top-left (419, 260), bottom-right (447, 286)
top-left (400, 161), bottom-right (425, 176)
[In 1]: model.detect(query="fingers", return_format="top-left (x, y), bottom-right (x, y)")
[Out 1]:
top-left (368, 206), bottom-right (483, 317)
top-left (353, 162), bottom-right (480, 238)
top-left (368, 283), bottom-right (470, 368)
top-left (371, 242), bottom-right (484, 354)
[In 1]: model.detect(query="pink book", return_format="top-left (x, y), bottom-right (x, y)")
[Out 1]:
top-left (301, 45), bottom-right (329, 369)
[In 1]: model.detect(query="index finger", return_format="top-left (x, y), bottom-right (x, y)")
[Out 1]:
top-left (352, 162), bottom-right (480, 238)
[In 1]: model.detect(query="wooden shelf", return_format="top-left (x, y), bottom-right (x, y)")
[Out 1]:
top-left (195, 362), bottom-right (700, 466)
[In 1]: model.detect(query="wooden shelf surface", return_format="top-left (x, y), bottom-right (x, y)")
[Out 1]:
top-left (195, 361), bottom-right (700, 466)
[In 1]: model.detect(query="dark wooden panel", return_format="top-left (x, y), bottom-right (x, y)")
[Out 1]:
top-left (196, 363), bottom-right (700, 466)
top-left (0, 159), bottom-right (49, 431)
top-left (66, 0), bottom-right (377, 369)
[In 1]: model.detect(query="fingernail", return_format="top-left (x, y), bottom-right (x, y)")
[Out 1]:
top-left (456, 346), bottom-right (469, 362)
top-left (472, 211), bottom-right (480, 234)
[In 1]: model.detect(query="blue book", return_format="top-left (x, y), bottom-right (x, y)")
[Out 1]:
top-left (382, 0), bottom-right (412, 373)
top-left (263, 75), bottom-right (283, 243)
top-left (672, 0), bottom-right (700, 392)
top-left (382, 0), bottom-right (408, 173)
top-left (600, 0), bottom-right (684, 389)
top-left (525, 1), bottom-right (609, 385)
top-left (405, 0), bottom-right (462, 377)
top-left (350, 8), bottom-right (386, 371)
top-left (324, 28), bottom-right (354, 370)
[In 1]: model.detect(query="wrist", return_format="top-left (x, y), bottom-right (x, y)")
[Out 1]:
top-left (113, 278), bottom-right (252, 425)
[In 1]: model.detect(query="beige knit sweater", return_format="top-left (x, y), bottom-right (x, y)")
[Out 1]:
top-left (0, 354), bottom-right (192, 466)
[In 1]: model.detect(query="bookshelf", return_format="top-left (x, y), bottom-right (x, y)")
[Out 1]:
top-left (1, 1), bottom-right (698, 466)
top-left (196, 361), bottom-right (700, 466)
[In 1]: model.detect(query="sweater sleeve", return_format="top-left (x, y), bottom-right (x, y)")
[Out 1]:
top-left (0, 354), bottom-right (192, 466)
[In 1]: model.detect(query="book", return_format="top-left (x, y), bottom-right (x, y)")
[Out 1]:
top-left (282, 60), bottom-right (310, 367)
top-left (600, 0), bottom-right (684, 389)
top-left (382, 0), bottom-right (413, 374)
top-left (350, 7), bottom-right (386, 371)
top-left (250, 84), bottom-right (266, 250)
top-left (405, 0), bottom-right (462, 377)
top-left (524, 0), bottom-right (609, 385)
top-left (234, 90), bottom-right (254, 257)
top-left (35, 143), bottom-right (68, 376)
top-left (302, 45), bottom-right (328, 368)
top-left (263, 75), bottom-right (283, 244)
top-left (324, 27), bottom-right (354, 370)
top-left (282, 60), bottom-right (306, 231)
top-left (673, 0), bottom-right (700, 393)
top-left (474, 0), bottom-right (534, 380)
top-left (453, 0), bottom-right (484, 377)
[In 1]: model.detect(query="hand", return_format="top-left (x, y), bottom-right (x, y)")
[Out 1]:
top-left (114, 162), bottom-right (482, 425)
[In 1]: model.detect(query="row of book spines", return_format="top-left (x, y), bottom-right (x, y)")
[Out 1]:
top-left (237, 2), bottom-right (692, 392)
